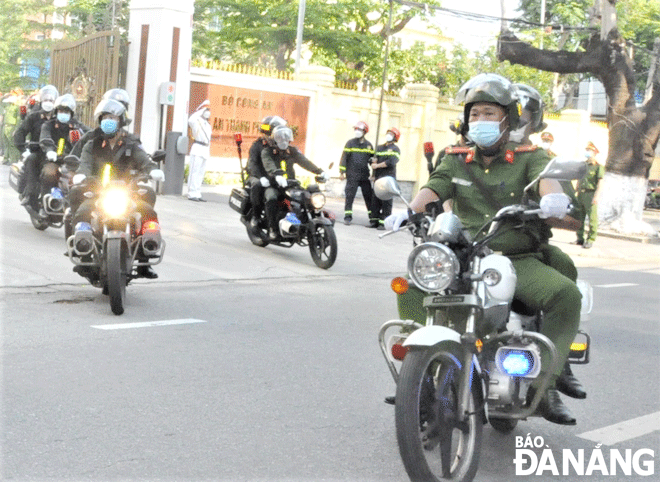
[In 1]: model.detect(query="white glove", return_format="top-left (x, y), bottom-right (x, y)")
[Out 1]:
top-left (275, 175), bottom-right (288, 188)
top-left (385, 210), bottom-right (409, 231)
top-left (319, 171), bottom-right (330, 182)
top-left (46, 150), bottom-right (57, 161)
top-left (21, 149), bottom-right (30, 160)
top-left (259, 176), bottom-right (270, 187)
top-left (539, 192), bottom-right (571, 219)
top-left (72, 173), bottom-right (86, 184)
top-left (149, 169), bottom-right (165, 182)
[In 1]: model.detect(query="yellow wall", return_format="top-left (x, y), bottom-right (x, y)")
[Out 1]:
top-left (193, 65), bottom-right (660, 190)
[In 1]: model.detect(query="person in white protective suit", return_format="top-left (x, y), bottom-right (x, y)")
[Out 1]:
top-left (187, 100), bottom-right (212, 201)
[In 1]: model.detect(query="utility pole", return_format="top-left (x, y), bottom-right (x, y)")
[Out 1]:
top-left (375, 0), bottom-right (394, 150)
top-left (294, 0), bottom-right (306, 77)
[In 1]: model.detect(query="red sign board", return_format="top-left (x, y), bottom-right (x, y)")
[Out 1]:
top-left (190, 81), bottom-right (310, 157)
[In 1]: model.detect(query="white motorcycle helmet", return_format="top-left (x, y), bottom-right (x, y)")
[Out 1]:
top-left (272, 125), bottom-right (293, 150)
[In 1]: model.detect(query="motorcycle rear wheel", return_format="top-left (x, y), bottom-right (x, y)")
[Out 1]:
top-left (30, 212), bottom-right (49, 230)
top-left (395, 348), bottom-right (482, 482)
top-left (246, 219), bottom-right (269, 247)
top-left (106, 238), bottom-right (129, 315)
top-left (308, 224), bottom-right (337, 269)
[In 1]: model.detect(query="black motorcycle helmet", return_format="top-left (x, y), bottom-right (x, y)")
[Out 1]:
top-left (460, 76), bottom-right (520, 132)
top-left (513, 83), bottom-right (547, 133)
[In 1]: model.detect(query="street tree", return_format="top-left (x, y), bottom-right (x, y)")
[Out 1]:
top-left (499, 0), bottom-right (660, 235)
top-left (191, 0), bottom-right (443, 86)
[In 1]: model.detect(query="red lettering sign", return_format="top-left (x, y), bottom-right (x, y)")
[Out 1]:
top-left (190, 81), bottom-right (310, 157)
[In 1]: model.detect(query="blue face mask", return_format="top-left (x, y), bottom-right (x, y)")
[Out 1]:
top-left (467, 120), bottom-right (504, 148)
top-left (57, 112), bottom-right (71, 124)
top-left (100, 118), bottom-right (119, 135)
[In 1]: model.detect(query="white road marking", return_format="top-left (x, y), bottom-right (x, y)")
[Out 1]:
top-left (595, 283), bottom-right (638, 288)
top-left (92, 319), bottom-right (207, 330)
top-left (577, 412), bottom-right (660, 446)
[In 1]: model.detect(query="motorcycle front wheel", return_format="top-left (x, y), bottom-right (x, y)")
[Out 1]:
top-left (308, 223), bottom-right (337, 269)
top-left (106, 238), bottom-right (129, 315)
top-left (395, 348), bottom-right (482, 482)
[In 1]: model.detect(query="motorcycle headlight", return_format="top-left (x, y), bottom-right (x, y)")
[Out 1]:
top-left (407, 242), bottom-right (460, 292)
top-left (101, 187), bottom-right (130, 218)
top-left (310, 192), bottom-right (326, 210)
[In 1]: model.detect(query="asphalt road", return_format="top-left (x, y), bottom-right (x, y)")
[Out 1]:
top-left (2, 170), bottom-right (659, 481)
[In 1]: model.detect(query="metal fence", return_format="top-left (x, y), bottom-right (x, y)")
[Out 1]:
top-left (50, 30), bottom-right (126, 128)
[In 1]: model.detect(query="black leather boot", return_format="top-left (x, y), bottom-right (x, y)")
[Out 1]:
top-left (531, 387), bottom-right (576, 426)
top-left (556, 362), bottom-right (587, 399)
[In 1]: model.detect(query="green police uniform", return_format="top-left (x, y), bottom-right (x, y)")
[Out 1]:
top-left (575, 161), bottom-right (604, 243)
top-left (397, 142), bottom-right (581, 379)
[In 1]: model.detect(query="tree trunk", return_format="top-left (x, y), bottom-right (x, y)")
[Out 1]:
top-left (498, 29), bottom-right (660, 236)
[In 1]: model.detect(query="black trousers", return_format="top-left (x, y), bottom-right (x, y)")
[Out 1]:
top-left (344, 177), bottom-right (373, 220)
top-left (371, 196), bottom-right (393, 226)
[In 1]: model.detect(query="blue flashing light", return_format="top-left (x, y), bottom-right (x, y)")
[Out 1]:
top-left (501, 351), bottom-right (533, 376)
top-left (51, 187), bottom-right (63, 199)
top-left (285, 212), bottom-right (301, 225)
top-left (75, 221), bottom-right (92, 232)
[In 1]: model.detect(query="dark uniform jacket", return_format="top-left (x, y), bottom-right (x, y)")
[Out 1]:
top-left (69, 127), bottom-right (100, 159)
top-left (373, 142), bottom-right (400, 180)
top-left (77, 132), bottom-right (157, 182)
top-left (39, 117), bottom-right (89, 159)
top-left (13, 110), bottom-right (53, 152)
top-left (339, 138), bottom-right (374, 180)
top-left (247, 137), bottom-right (269, 179)
top-left (261, 144), bottom-right (323, 180)
top-left (427, 143), bottom-right (552, 255)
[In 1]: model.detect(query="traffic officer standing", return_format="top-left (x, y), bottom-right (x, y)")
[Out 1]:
top-left (187, 100), bottom-right (212, 202)
top-left (575, 141), bottom-right (604, 248)
top-left (369, 127), bottom-right (400, 230)
top-left (339, 121), bottom-right (374, 225)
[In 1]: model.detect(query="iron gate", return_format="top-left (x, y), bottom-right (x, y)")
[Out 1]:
top-left (50, 30), bottom-right (127, 128)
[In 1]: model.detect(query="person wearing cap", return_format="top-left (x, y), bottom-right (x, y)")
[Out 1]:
top-left (574, 142), bottom-right (604, 248)
top-left (369, 127), bottom-right (401, 230)
top-left (540, 131), bottom-right (555, 156)
top-left (186, 100), bottom-right (212, 202)
top-left (339, 121), bottom-right (375, 225)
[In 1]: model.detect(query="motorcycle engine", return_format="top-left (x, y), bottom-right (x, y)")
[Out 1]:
top-left (486, 361), bottom-right (518, 406)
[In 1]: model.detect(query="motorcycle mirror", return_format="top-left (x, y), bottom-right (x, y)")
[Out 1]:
top-left (374, 176), bottom-right (412, 210)
top-left (523, 157), bottom-right (587, 196)
top-left (539, 157), bottom-right (587, 181)
top-left (152, 150), bottom-right (166, 163)
top-left (373, 176), bottom-right (400, 201)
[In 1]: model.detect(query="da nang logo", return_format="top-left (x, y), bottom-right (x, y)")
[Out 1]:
top-left (513, 434), bottom-right (655, 476)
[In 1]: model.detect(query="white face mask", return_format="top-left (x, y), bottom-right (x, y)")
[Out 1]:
top-left (354, 129), bottom-right (364, 139)
top-left (41, 101), bottom-right (54, 112)
top-left (202, 110), bottom-right (211, 119)
top-left (508, 127), bottom-right (525, 143)
top-left (385, 133), bottom-right (395, 143)
top-left (541, 142), bottom-right (552, 150)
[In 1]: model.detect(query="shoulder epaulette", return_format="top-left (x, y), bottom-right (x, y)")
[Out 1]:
top-left (514, 144), bottom-right (538, 152)
top-left (445, 146), bottom-right (471, 155)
